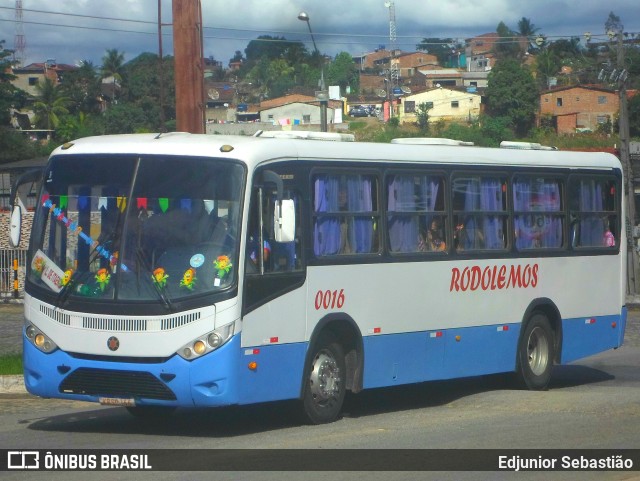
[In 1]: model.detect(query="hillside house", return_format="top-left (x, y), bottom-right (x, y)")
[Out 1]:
top-left (539, 85), bottom-right (619, 134)
top-left (398, 87), bottom-right (482, 125)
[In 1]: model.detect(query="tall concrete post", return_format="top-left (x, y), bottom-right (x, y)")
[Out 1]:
top-left (616, 32), bottom-right (637, 293)
top-left (172, 0), bottom-right (205, 134)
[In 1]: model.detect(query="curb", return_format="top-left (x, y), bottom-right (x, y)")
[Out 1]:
top-left (0, 375), bottom-right (26, 395)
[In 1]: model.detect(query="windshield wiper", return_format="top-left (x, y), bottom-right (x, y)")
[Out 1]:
top-left (135, 248), bottom-right (174, 312)
top-left (54, 242), bottom-right (108, 307)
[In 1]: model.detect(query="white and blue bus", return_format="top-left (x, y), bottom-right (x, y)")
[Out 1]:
top-left (10, 133), bottom-right (627, 424)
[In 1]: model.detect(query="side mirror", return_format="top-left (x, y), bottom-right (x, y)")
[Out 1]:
top-left (274, 199), bottom-right (295, 243)
top-left (9, 204), bottom-right (22, 248)
top-left (8, 168), bottom-right (43, 248)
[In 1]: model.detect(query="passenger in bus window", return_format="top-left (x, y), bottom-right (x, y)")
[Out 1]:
top-left (454, 218), bottom-right (483, 251)
top-left (337, 185), bottom-right (353, 254)
top-left (423, 218), bottom-right (446, 251)
top-left (604, 219), bottom-right (615, 247)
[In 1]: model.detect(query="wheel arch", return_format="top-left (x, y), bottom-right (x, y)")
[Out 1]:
top-left (300, 313), bottom-right (364, 398)
top-left (519, 297), bottom-right (563, 364)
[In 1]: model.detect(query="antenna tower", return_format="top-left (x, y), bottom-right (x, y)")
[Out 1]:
top-left (14, 0), bottom-right (26, 67)
top-left (385, 1), bottom-right (399, 90)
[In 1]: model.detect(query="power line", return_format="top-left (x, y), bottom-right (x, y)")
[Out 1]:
top-left (2, 5), bottom-right (636, 46)
top-left (0, 6), bottom-right (638, 55)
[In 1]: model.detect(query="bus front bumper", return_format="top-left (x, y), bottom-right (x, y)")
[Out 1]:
top-left (22, 331), bottom-right (242, 408)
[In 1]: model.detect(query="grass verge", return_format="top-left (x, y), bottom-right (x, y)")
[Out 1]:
top-left (0, 354), bottom-right (23, 375)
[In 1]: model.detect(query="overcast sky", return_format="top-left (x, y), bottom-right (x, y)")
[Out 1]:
top-left (1, 0), bottom-right (639, 67)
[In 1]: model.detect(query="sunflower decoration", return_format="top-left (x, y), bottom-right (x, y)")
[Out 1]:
top-left (32, 255), bottom-right (45, 276)
top-left (180, 267), bottom-right (197, 290)
top-left (95, 268), bottom-right (111, 291)
top-left (152, 267), bottom-right (169, 288)
top-left (61, 268), bottom-right (74, 287)
top-left (214, 255), bottom-right (233, 280)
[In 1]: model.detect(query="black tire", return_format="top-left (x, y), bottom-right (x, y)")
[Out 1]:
top-left (516, 312), bottom-right (555, 390)
top-left (125, 406), bottom-right (176, 419)
top-left (301, 334), bottom-right (346, 424)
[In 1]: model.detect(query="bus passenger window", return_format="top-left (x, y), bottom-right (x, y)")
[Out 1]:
top-left (569, 177), bottom-right (618, 249)
top-left (387, 173), bottom-right (445, 254)
top-left (313, 174), bottom-right (378, 256)
top-left (513, 176), bottom-right (564, 250)
top-left (453, 175), bottom-right (507, 251)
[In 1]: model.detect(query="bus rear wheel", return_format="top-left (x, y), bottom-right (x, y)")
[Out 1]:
top-left (516, 312), bottom-right (554, 390)
top-left (301, 334), bottom-right (346, 424)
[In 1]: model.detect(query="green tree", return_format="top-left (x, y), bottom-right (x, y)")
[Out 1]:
top-left (415, 102), bottom-right (431, 133)
top-left (605, 11), bottom-right (623, 35)
top-left (416, 38), bottom-right (458, 65)
top-left (244, 36), bottom-right (306, 67)
top-left (535, 49), bottom-right (561, 89)
top-left (230, 50), bottom-right (244, 64)
top-left (0, 39), bottom-right (16, 126)
top-left (32, 77), bottom-right (71, 132)
top-left (61, 60), bottom-right (101, 115)
top-left (122, 53), bottom-right (176, 130)
top-left (326, 52), bottom-right (359, 95)
top-left (494, 21), bottom-right (522, 60)
top-left (101, 48), bottom-right (125, 102)
top-left (548, 38), bottom-right (582, 60)
top-left (517, 17), bottom-right (539, 38)
top-left (485, 59), bottom-right (538, 137)
top-left (99, 103), bottom-right (150, 134)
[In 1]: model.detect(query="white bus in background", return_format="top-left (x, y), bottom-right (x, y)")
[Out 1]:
top-left (11, 133), bottom-right (627, 424)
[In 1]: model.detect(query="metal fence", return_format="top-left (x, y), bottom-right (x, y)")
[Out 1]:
top-left (0, 249), bottom-right (28, 299)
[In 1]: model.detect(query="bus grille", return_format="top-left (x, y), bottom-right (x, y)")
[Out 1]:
top-left (59, 368), bottom-right (177, 401)
top-left (40, 304), bottom-right (201, 332)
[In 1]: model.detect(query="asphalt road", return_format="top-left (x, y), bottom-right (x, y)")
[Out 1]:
top-left (1, 303), bottom-right (639, 481)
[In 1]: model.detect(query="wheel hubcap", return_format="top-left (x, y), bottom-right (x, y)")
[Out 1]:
top-left (527, 326), bottom-right (549, 376)
top-left (309, 350), bottom-right (341, 403)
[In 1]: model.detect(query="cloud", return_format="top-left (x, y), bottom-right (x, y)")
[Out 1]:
top-left (4, 0), bottom-right (639, 66)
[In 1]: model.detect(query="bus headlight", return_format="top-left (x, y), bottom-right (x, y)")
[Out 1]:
top-left (177, 323), bottom-right (234, 360)
top-left (25, 323), bottom-right (58, 353)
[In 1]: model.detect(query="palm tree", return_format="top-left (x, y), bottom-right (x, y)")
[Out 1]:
top-left (101, 49), bottom-right (125, 103)
top-left (517, 17), bottom-right (540, 38)
top-left (33, 77), bottom-right (71, 135)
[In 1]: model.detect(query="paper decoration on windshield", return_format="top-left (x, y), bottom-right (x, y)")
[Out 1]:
top-left (214, 255), bottom-right (232, 280)
top-left (95, 268), bottom-right (111, 291)
top-left (61, 269), bottom-right (74, 286)
top-left (180, 267), bottom-right (196, 290)
top-left (152, 267), bottom-right (168, 288)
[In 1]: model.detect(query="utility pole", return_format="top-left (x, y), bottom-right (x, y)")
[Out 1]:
top-left (614, 31), bottom-right (637, 293)
top-left (172, 0), bottom-right (205, 134)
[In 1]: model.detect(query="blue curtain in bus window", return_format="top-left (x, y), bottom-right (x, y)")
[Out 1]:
top-left (388, 176), bottom-right (418, 252)
top-left (313, 176), bottom-right (341, 255)
top-left (579, 180), bottom-right (604, 247)
top-left (514, 180), bottom-right (562, 249)
top-left (480, 179), bottom-right (503, 249)
top-left (419, 176), bottom-right (440, 228)
top-left (347, 175), bottom-right (373, 253)
top-left (462, 180), bottom-right (483, 249)
top-left (539, 181), bottom-right (562, 248)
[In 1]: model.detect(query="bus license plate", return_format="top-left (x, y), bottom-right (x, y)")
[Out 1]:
top-left (99, 397), bottom-right (136, 407)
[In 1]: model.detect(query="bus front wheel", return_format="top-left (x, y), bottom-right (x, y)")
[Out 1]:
top-left (301, 334), bottom-right (346, 424)
top-left (516, 312), bottom-right (555, 390)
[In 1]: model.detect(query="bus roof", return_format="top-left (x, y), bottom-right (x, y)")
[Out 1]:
top-left (51, 133), bottom-right (622, 173)
top-left (391, 138), bottom-right (474, 146)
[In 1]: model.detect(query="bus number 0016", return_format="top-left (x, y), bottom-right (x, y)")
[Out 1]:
top-left (314, 289), bottom-right (345, 310)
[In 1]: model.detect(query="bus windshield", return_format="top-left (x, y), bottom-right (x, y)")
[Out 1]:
top-left (29, 154), bottom-right (244, 304)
